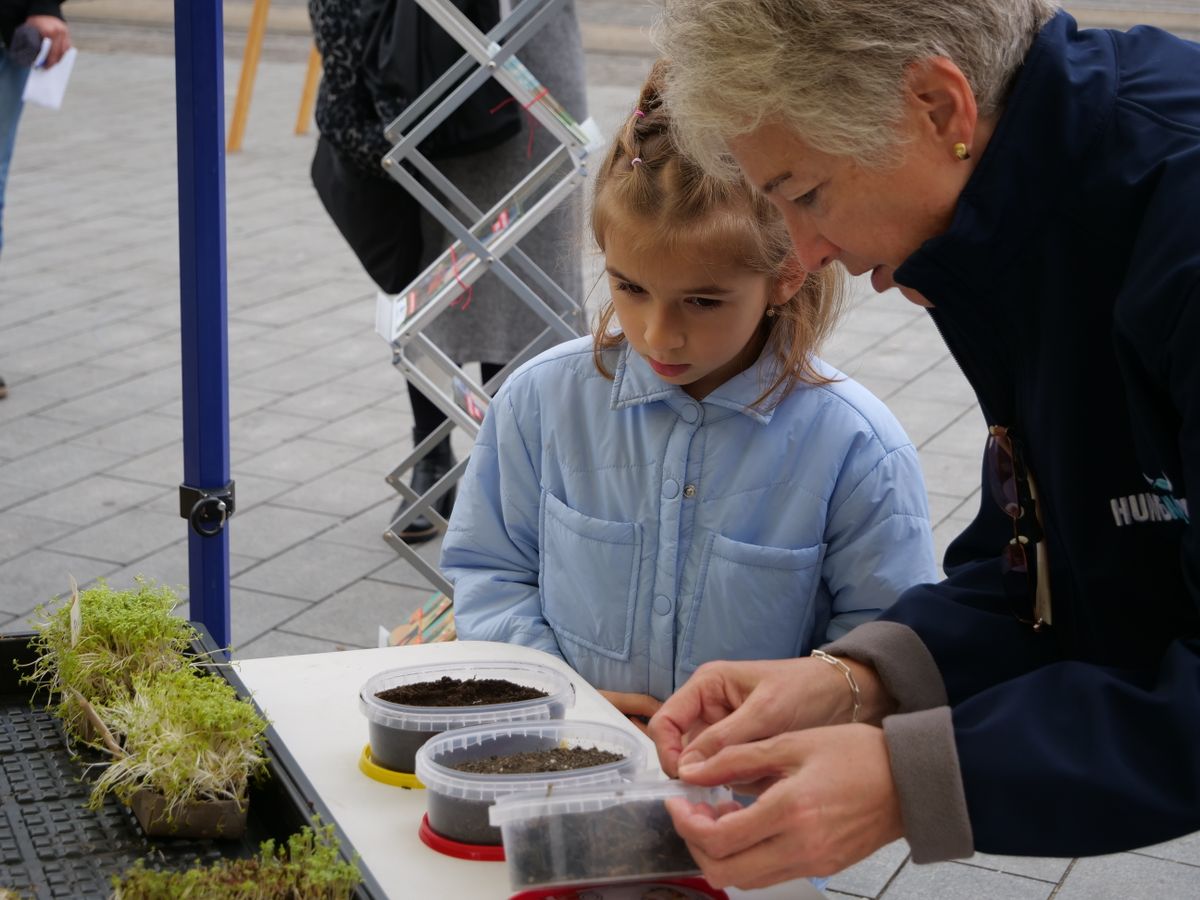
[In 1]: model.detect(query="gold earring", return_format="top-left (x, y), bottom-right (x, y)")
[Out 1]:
top-left (765, 306), bottom-right (777, 318)
top-left (953, 142), bottom-right (971, 161)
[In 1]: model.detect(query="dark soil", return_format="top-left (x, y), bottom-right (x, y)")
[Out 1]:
top-left (450, 746), bottom-right (624, 775)
top-left (376, 676), bottom-right (547, 707)
top-left (507, 800), bottom-right (699, 885)
top-left (367, 722), bottom-right (428, 774)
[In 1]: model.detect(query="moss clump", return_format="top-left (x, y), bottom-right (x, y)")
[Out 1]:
top-left (23, 579), bottom-right (196, 742)
top-left (89, 668), bottom-right (269, 820)
top-left (112, 821), bottom-right (361, 899)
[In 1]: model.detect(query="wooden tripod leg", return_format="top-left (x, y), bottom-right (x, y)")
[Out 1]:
top-left (227, 0), bottom-right (271, 153)
top-left (295, 44), bottom-right (321, 135)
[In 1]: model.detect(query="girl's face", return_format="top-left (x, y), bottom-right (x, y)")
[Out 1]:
top-left (604, 225), bottom-right (780, 400)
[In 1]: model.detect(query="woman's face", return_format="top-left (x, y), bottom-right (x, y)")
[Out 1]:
top-left (729, 119), bottom-right (966, 298)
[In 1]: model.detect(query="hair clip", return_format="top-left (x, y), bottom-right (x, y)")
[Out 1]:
top-left (630, 157), bottom-right (643, 167)
top-left (633, 109), bottom-right (645, 118)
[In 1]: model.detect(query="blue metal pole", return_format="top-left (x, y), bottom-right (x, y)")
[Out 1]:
top-left (175, 0), bottom-right (232, 648)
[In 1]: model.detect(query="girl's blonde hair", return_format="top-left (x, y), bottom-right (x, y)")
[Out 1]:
top-left (655, 0), bottom-right (1059, 171)
top-left (591, 60), bottom-right (844, 409)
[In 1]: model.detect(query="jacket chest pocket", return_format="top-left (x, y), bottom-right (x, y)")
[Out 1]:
top-left (539, 490), bottom-right (642, 661)
top-left (682, 533), bottom-right (826, 671)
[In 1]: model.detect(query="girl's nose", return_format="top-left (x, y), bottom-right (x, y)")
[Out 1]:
top-left (644, 305), bottom-right (684, 352)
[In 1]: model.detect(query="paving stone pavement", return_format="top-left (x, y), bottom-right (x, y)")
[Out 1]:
top-left (0, 10), bottom-right (1196, 899)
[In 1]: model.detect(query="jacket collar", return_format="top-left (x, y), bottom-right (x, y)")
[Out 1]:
top-left (609, 343), bottom-right (782, 425)
top-left (895, 10), bottom-right (1114, 314)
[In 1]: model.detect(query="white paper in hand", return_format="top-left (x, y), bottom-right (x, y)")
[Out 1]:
top-left (22, 39), bottom-right (77, 110)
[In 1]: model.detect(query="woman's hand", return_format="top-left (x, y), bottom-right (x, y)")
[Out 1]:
top-left (665, 724), bottom-right (904, 888)
top-left (598, 689), bottom-right (662, 734)
top-left (647, 657), bottom-right (892, 776)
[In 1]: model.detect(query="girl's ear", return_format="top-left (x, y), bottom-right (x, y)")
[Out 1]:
top-left (775, 254), bottom-right (809, 304)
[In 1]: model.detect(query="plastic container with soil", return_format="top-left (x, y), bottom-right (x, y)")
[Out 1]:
top-left (358, 661), bottom-right (574, 774)
top-left (489, 780), bottom-right (734, 891)
top-left (414, 720), bottom-right (645, 848)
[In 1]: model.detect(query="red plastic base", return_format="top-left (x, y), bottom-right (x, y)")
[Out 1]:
top-left (509, 876), bottom-right (729, 899)
top-left (418, 813), bottom-right (506, 862)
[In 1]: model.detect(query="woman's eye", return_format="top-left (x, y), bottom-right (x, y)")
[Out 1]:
top-left (688, 297), bottom-right (723, 310)
top-left (794, 186), bottom-right (820, 208)
top-left (614, 280), bottom-right (644, 295)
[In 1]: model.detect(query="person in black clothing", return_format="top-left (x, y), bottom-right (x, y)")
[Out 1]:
top-left (641, 0), bottom-right (1200, 888)
top-left (306, 0), bottom-right (586, 543)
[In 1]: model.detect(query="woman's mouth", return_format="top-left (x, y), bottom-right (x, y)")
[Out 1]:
top-left (870, 265), bottom-right (897, 294)
top-left (649, 359), bottom-right (690, 377)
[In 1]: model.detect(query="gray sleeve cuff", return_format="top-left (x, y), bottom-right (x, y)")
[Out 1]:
top-left (822, 620), bottom-right (947, 713)
top-left (883, 706), bottom-right (974, 862)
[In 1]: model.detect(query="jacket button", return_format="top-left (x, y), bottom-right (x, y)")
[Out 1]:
top-left (683, 484), bottom-right (697, 498)
top-left (653, 595), bottom-right (672, 615)
top-left (662, 479), bottom-right (680, 499)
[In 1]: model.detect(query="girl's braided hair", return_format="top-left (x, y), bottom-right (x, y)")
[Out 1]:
top-left (590, 60), bottom-right (845, 408)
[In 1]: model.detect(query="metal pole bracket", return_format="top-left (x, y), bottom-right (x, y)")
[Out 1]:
top-left (179, 480), bottom-right (236, 537)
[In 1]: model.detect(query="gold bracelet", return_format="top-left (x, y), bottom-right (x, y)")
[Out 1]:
top-left (811, 649), bottom-right (862, 723)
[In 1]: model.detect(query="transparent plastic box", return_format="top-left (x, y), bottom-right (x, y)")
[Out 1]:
top-left (358, 661), bottom-right (574, 774)
top-left (490, 780), bottom-right (734, 891)
top-left (415, 720), bottom-right (645, 846)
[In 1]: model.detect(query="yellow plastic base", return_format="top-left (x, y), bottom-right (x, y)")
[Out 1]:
top-left (358, 745), bottom-right (425, 789)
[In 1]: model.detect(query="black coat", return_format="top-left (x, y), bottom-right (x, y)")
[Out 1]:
top-left (0, 0), bottom-right (63, 48)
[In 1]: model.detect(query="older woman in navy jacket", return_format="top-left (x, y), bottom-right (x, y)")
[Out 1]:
top-left (649, 0), bottom-right (1200, 888)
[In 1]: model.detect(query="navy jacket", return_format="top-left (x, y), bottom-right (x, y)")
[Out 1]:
top-left (889, 12), bottom-right (1200, 855)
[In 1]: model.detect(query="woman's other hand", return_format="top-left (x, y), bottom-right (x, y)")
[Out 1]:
top-left (665, 724), bottom-right (904, 888)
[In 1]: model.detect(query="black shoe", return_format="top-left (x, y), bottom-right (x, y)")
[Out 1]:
top-left (393, 432), bottom-right (456, 545)
top-left (0, 375), bottom-right (7, 400)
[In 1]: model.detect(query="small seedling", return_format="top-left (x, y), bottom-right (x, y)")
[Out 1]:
top-left (112, 820), bottom-right (361, 899)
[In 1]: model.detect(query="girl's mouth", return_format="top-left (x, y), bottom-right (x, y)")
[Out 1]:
top-left (649, 359), bottom-right (690, 377)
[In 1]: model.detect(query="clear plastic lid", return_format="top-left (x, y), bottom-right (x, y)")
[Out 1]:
top-left (415, 720), bottom-right (645, 801)
top-left (489, 779), bottom-right (732, 827)
top-left (358, 661), bottom-right (574, 732)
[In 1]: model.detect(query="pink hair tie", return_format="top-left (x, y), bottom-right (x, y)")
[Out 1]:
top-left (634, 109), bottom-right (645, 118)
top-left (630, 157), bottom-right (643, 167)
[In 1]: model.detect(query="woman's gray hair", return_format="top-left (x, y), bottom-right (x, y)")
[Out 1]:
top-left (654, 0), bottom-right (1059, 169)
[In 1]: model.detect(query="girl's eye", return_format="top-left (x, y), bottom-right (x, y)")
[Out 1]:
top-left (614, 280), bottom-right (644, 295)
top-left (687, 297), bottom-right (723, 310)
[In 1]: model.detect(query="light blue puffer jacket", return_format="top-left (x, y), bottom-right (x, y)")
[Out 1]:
top-left (441, 337), bottom-right (937, 699)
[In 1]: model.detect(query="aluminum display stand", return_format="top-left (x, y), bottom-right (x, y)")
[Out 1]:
top-left (374, 0), bottom-right (603, 594)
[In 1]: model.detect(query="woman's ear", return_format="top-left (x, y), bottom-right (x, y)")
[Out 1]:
top-left (903, 57), bottom-right (978, 148)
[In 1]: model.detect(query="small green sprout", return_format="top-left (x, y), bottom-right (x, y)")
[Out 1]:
top-left (111, 820), bottom-right (361, 899)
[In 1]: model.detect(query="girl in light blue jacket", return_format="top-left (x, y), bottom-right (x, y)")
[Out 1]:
top-left (440, 63), bottom-right (937, 724)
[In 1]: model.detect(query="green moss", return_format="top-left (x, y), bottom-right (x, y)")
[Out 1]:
top-left (112, 821), bottom-right (361, 899)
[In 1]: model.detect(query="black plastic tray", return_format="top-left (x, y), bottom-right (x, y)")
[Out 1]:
top-left (0, 630), bottom-right (384, 898)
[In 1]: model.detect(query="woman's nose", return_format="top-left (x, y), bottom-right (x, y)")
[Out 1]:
top-left (786, 216), bottom-right (839, 272)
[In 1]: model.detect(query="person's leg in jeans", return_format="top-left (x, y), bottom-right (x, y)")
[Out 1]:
top-left (393, 363), bottom-right (504, 543)
top-left (0, 46), bottom-right (31, 400)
